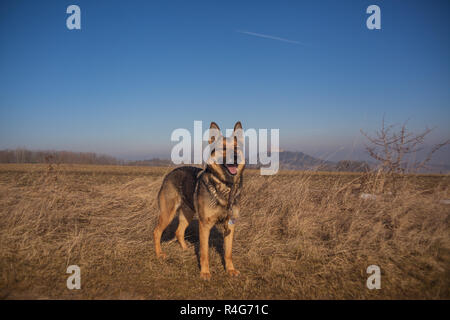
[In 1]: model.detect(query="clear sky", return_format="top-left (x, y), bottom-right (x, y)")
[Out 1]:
top-left (1, 0), bottom-right (449, 162)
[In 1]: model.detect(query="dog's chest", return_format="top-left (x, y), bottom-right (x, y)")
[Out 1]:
top-left (206, 181), bottom-right (231, 207)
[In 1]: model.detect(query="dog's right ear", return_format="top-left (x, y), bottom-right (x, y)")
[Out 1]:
top-left (209, 122), bottom-right (221, 144)
top-left (233, 121), bottom-right (244, 146)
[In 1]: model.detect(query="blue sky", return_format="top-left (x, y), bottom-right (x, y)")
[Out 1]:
top-left (1, 0), bottom-right (449, 162)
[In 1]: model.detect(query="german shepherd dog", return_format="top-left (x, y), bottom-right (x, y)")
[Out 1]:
top-left (154, 121), bottom-right (245, 280)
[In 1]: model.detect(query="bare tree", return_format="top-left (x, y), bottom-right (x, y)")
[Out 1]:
top-left (361, 117), bottom-right (449, 174)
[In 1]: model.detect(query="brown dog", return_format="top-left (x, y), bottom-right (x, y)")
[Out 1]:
top-left (153, 121), bottom-right (245, 280)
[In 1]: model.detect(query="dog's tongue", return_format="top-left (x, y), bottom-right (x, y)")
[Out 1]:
top-left (226, 164), bottom-right (237, 175)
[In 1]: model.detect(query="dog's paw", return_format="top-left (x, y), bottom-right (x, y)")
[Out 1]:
top-left (227, 269), bottom-right (240, 277)
top-left (156, 252), bottom-right (167, 259)
top-left (179, 242), bottom-right (188, 250)
top-left (200, 271), bottom-right (211, 281)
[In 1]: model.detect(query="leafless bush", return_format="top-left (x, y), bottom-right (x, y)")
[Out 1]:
top-left (360, 118), bottom-right (449, 195)
top-left (361, 118), bottom-right (449, 174)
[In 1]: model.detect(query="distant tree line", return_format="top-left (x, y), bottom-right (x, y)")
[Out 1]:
top-left (126, 159), bottom-right (174, 167)
top-left (0, 148), bottom-right (122, 165)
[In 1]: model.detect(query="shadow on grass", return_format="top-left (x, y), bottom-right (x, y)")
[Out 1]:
top-left (161, 216), bottom-right (225, 270)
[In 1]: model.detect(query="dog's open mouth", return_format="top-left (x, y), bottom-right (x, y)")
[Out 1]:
top-left (224, 164), bottom-right (238, 175)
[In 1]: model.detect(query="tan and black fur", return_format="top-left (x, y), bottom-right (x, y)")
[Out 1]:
top-left (153, 121), bottom-right (245, 280)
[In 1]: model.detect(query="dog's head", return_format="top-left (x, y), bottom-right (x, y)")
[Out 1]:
top-left (206, 121), bottom-right (245, 181)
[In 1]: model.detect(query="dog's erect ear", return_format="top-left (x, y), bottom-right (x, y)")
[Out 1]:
top-left (209, 122), bottom-right (221, 144)
top-left (233, 121), bottom-right (244, 146)
top-left (210, 122), bottom-right (220, 131)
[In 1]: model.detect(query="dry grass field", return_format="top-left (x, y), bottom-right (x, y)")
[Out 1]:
top-left (0, 163), bottom-right (449, 299)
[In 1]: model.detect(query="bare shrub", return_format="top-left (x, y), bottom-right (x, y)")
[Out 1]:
top-left (361, 118), bottom-right (449, 174)
top-left (361, 118), bottom-right (449, 194)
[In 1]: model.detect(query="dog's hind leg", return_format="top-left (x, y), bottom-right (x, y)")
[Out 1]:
top-left (176, 207), bottom-right (194, 250)
top-left (154, 191), bottom-right (180, 259)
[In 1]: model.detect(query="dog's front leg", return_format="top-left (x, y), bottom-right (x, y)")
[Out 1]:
top-left (224, 222), bottom-right (240, 276)
top-left (199, 220), bottom-right (213, 280)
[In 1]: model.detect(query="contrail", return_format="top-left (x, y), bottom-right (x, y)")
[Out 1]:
top-left (236, 30), bottom-right (304, 45)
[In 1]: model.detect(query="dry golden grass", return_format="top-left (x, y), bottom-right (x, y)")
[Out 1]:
top-left (0, 163), bottom-right (449, 299)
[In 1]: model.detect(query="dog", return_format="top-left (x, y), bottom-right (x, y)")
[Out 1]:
top-left (153, 121), bottom-right (245, 280)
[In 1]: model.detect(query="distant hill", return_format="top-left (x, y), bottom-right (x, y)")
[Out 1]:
top-left (278, 151), bottom-right (334, 171)
top-left (250, 151), bottom-right (370, 172)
